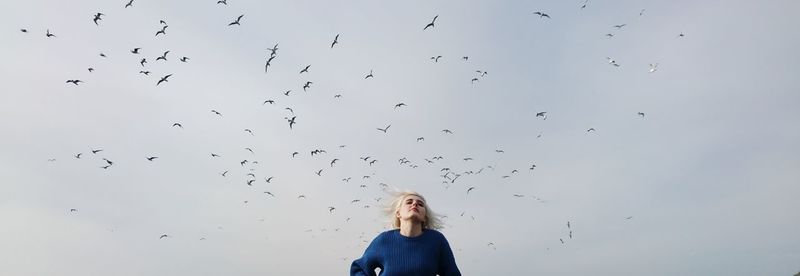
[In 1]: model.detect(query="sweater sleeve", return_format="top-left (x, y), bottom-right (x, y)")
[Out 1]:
top-left (437, 234), bottom-right (461, 276)
top-left (350, 233), bottom-right (383, 276)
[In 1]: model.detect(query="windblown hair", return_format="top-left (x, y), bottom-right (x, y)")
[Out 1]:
top-left (384, 190), bottom-right (443, 230)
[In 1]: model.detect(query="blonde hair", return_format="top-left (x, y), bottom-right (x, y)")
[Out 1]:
top-left (384, 190), bottom-right (443, 230)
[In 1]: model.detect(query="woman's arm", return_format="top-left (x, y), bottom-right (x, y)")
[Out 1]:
top-left (350, 234), bottom-right (383, 276)
top-left (438, 235), bottom-right (461, 276)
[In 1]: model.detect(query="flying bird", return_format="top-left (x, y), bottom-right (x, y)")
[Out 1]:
top-left (299, 65), bottom-right (310, 74)
top-left (394, 103), bottom-right (406, 109)
top-left (156, 50), bottom-right (169, 61)
top-left (637, 112), bottom-right (645, 117)
top-left (125, 0), bottom-right (134, 8)
top-left (303, 81), bottom-right (312, 91)
top-left (649, 63), bottom-right (659, 73)
top-left (364, 70), bottom-right (373, 79)
top-left (171, 123), bottom-right (183, 128)
top-left (46, 29), bottom-right (56, 38)
top-left (316, 169), bottom-right (323, 176)
top-left (20, 28), bottom-right (28, 33)
top-left (156, 74), bottom-right (172, 85)
top-left (533, 11), bottom-right (550, 18)
top-left (180, 57), bottom-right (189, 62)
top-left (377, 124), bottom-right (391, 133)
top-left (535, 111), bottom-right (547, 119)
top-left (330, 159), bottom-right (339, 167)
top-left (217, 0), bottom-right (227, 4)
top-left (442, 129), bottom-right (453, 134)
top-left (613, 24), bottom-right (626, 29)
top-left (431, 55), bottom-right (442, 62)
top-left (93, 13), bottom-right (104, 25)
top-left (587, 128), bottom-right (596, 132)
top-left (331, 34), bottom-right (339, 48)
top-left (146, 156), bottom-right (158, 161)
top-left (66, 80), bottom-right (83, 85)
top-left (228, 14), bottom-right (244, 26)
top-left (467, 187), bottom-right (475, 194)
top-left (211, 110), bottom-right (222, 117)
top-left (140, 58), bottom-right (147, 66)
top-left (131, 47), bottom-right (141, 54)
top-left (159, 234), bottom-right (169, 239)
top-left (423, 15), bottom-right (438, 30)
top-left (139, 71), bottom-right (150, 75)
top-left (287, 116), bottom-right (296, 129)
top-left (265, 55), bottom-right (276, 73)
top-left (155, 25), bottom-right (167, 36)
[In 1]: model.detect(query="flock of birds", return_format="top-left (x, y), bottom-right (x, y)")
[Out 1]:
top-left (18, 0), bottom-right (689, 267)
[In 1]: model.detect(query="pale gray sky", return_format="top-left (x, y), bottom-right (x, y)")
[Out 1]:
top-left (1, 0), bottom-right (799, 275)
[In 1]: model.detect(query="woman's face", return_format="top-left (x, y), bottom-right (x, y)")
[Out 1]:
top-left (397, 195), bottom-right (427, 223)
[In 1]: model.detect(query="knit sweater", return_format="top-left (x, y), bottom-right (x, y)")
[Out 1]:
top-left (350, 229), bottom-right (461, 276)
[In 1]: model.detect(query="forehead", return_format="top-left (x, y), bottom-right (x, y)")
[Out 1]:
top-left (403, 195), bottom-right (425, 202)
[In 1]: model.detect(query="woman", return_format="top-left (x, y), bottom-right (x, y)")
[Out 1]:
top-left (350, 191), bottom-right (461, 276)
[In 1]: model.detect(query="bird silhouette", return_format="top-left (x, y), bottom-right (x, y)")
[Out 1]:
top-left (423, 15), bottom-right (438, 30)
top-left (442, 129), bottom-right (453, 134)
top-left (159, 234), bottom-right (169, 239)
top-left (156, 74), bottom-right (172, 85)
top-left (316, 169), bottom-right (323, 176)
top-left (587, 128), bottom-right (596, 132)
top-left (140, 58), bottom-right (147, 66)
top-left (146, 156), bottom-right (158, 161)
top-left (156, 50), bottom-right (169, 61)
top-left (637, 112), bottom-right (645, 117)
top-left (364, 70), bottom-right (373, 79)
top-left (533, 11), bottom-right (550, 18)
top-left (377, 124), bottom-right (391, 133)
top-left (303, 81), bottom-right (312, 91)
top-left (287, 116), bottom-right (296, 129)
top-left (431, 55), bottom-right (442, 62)
top-left (139, 71), bottom-right (150, 75)
top-left (46, 29), bottom-right (56, 38)
top-left (330, 159), bottom-right (339, 167)
top-left (217, 0), bottom-right (227, 4)
top-left (394, 103), bottom-right (406, 109)
top-left (155, 25), bottom-right (167, 36)
top-left (66, 80), bottom-right (83, 85)
top-left (649, 63), bottom-right (658, 73)
top-left (265, 176), bottom-right (274, 183)
top-left (125, 0), bottom-right (134, 8)
top-left (299, 65), bottom-right (310, 74)
top-left (612, 24), bottom-right (626, 29)
top-left (211, 110), bottom-right (223, 117)
top-left (228, 14), bottom-right (244, 26)
top-left (265, 55), bottom-right (276, 73)
top-left (131, 47), bottom-right (141, 54)
top-left (93, 13), bottom-right (104, 25)
top-left (331, 34), bottom-right (339, 48)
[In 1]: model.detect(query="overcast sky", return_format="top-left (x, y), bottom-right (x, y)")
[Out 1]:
top-left (1, 0), bottom-right (799, 275)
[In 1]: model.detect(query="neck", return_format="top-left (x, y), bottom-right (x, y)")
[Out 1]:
top-left (399, 220), bottom-right (424, 237)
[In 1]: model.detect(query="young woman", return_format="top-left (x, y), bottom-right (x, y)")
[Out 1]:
top-left (350, 191), bottom-right (461, 276)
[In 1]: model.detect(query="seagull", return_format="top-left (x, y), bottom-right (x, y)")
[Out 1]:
top-left (471, 78), bottom-right (479, 84)
top-left (159, 234), bottom-right (169, 239)
top-left (364, 70), bottom-right (373, 79)
top-left (467, 187), bottom-right (475, 194)
top-left (267, 43), bottom-right (279, 57)
top-left (567, 221), bottom-right (571, 229)
top-left (377, 124), bottom-right (391, 133)
top-left (625, 216), bottom-right (634, 220)
top-left (287, 116), bottom-right (296, 129)
top-left (180, 56), bottom-right (189, 62)
top-left (265, 176), bottom-right (274, 183)
top-left (394, 103), bottom-right (406, 109)
top-left (330, 159), bottom-right (339, 167)
top-left (124, 0), bottom-right (134, 8)
top-left (87, 68), bottom-right (94, 72)
top-left (155, 26), bottom-right (167, 36)
top-left (529, 164), bottom-right (537, 170)
top-left (159, 20), bottom-right (167, 25)
top-left (303, 81), bottom-right (312, 91)
top-left (69, 208), bottom-right (78, 212)
top-left (462, 56), bottom-right (468, 61)
top-left (146, 156), bottom-right (158, 161)
top-left (416, 137), bottom-right (424, 142)
top-left (532, 11), bottom-right (550, 18)
top-left (211, 153), bottom-right (220, 157)
top-left (221, 171), bottom-right (228, 177)
top-left (20, 28), bottom-right (28, 33)
top-left (328, 207), bottom-right (336, 213)
top-left (331, 34), bottom-right (339, 48)
top-left (264, 191), bottom-right (275, 197)
top-left (211, 110), bottom-right (222, 117)
top-left (369, 160), bottom-right (377, 166)
top-left (299, 65), bottom-right (310, 74)
top-left (649, 63), bottom-right (658, 73)
top-left (93, 13), bottom-right (104, 25)
top-left (605, 33), bottom-right (614, 38)
top-left (131, 48), bottom-right (141, 54)
top-left (228, 14), bottom-right (244, 26)
top-left (139, 71), bottom-right (150, 75)
top-left (46, 29), bottom-right (56, 38)
top-left (607, 57), bottom-right (620, 67)
top-left (580, 0), bottom-right (589, 9)
top-left (75, 153), bottom-right (83, 159)
top-left (612, 24), bottom-right (626, 29)
top-left (247, 179), bottom-right (256, 186)
top-left (283, 90), bottom-right (291, 96)
top-left (442, 129), bottom-right (453, 134)
top-left (535, 111), bottom-right (547, 119)
top-left (66, 80), bottom-right (83, 85)
top-left (156, 50), bottom-right (169, 61)
top-left (587, 128), bottom-right (596, 132)
top-left (431, 55), bottom-right (442, 62)
top-left (140, 58), bottom-right (147, 66)
top-left (217, 0), bottom-right (227, 4)
top-left (637, 112), bottom-right (645, 117)
top-left (263, 99), bottom-right (275, 105)
top-left (156, 74), bottom-right (172, 85)
top-left (316, 169), bottom-right (323, 176)
top-left (423, 15), bottom-right (438, 30)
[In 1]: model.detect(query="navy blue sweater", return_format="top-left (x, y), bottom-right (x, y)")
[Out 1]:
top-left (350, 229), bottom-right (461, 276)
